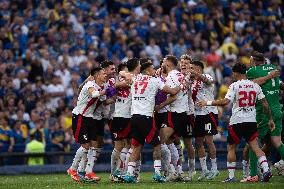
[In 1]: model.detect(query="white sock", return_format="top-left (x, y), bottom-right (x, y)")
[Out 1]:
top-left (127, 162), bottom-right (136, 176)
top-left (111, 148), bottom-right (120, 174)
top-left (175, 143), bottom-right (183, 163)
top-left (199, 156), bottom-right (208, 173)
top-left (85, 147), bottom-right (98, 174)
top-left (242, 160), bottom-right (249, 177)
top-left (210, 158), bottom-right (218, 171)
top-left (188, 158), bottom-right (195, 173)
top-left (161, 144), bottom-right (171, 172)
top-left (154, 160), bottom-right (162, 174)
top-left (258, 156), bottom-right (269, 172)
top-left (227, 162), bottom-right (236, 179)
top-left (120, 148), bottom-right (128, 171)
top-left (70, 146), bottom-right (88, 170)
top-left (135, 159), bottom-right (141, 175)
top-left (124, 148), bottom-right (133, 174)
top-left (78, 149), bottom-right (88, 172)
top-left (168, 143), bottom-right (179, 169)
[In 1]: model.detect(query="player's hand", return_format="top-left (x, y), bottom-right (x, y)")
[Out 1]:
top-left (155, 68), bottom-right (161, 77)
top-left (99, 90), bottom-right (106, 96)
top-left (196, 100), bottom-right (207, 108)
top-left (268, 119), bottom-right (275, 132)
top-left (154, 105), bottom-right (161, 112)
top-left (268, 70), bottom-right (280, 79)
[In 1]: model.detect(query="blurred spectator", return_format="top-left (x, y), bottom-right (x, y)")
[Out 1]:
top-left (0, 117), bottom-right (14, 152)
top-left (50, 121), bottom-right (65, 151)
top-left (269, 35), bottom-right (284, 67)
top-left (145, 38), bottom-right (162, 67)
top-left (12, 121), bottom-right (25, 144)
top-left (25, 133), bottom-right (45, 166)
top-left (45, 75), bottom-right (65, 111)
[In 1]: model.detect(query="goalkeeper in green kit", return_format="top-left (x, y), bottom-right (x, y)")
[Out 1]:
top-left (242, 51), bottom-right (284, 182)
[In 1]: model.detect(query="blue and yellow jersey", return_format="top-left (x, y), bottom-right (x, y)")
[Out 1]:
top-left (0, 125), bottom-right (13, 145)
top-left (51, 130), bottom-right (65, 144)
top-left (192, 6), bottom-right (208, 22)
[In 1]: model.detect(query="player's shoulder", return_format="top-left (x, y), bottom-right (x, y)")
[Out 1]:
top-left (85, 80), bottom-right (95, 87)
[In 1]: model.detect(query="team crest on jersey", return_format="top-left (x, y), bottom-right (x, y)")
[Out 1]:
top-left (113, 133), bottom-right (118, 139)
top-left (83, 134), bottom-right (88, 140)
top-left (161, 123), bottom-right (167, 128)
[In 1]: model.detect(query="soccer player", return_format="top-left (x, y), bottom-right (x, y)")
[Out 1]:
top-left (244, 51), bottom-right (284, 182)
top-left (158, 55), bottom-right (189, 181)
top-left (197, 62), bottom-right (274, 182)
top-left (118, 60), bottom-right (182, 183)
top-left (67, 67), bottom-right (107, 182)
top-left (109, 59), bottom-right (140, 180)
top-left (190, 60), bottom-right (219, 180)
top-left (180, 54), bottom-right (196, 180)
top-left (154, 64), bottom-right (178, 179)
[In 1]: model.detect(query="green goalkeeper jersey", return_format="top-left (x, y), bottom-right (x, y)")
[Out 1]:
top-left (246, 64), bottom-right (281, 113)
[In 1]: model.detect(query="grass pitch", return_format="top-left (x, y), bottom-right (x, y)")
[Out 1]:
top-left (0, 171), bottom-right (283, 189)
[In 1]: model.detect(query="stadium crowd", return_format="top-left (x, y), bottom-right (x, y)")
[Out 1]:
top-left (0, 0), bottom-right (283, 155)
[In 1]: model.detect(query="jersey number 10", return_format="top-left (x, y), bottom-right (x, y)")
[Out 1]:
top-left (238, 91), bottom-right (256, 107)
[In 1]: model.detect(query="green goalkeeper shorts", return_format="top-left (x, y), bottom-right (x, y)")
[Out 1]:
top-left (256, 109), bottom-right (283, 139)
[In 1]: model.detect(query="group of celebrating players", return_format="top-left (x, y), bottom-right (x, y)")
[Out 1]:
top-left (66, 51), bottom-right (284, 184)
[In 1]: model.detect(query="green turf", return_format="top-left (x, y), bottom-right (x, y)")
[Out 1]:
top-left (0, 171), bottom-right (283, 189)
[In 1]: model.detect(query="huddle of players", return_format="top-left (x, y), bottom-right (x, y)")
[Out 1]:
top-left (66, 52), bottom-right (283, 183)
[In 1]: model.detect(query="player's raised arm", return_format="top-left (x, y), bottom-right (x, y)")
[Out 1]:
top-left (197, 82), bottom-right (234, 107)
top-left (252, 70), bottom-right (280, 85)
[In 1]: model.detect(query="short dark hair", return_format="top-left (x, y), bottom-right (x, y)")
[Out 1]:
top-left (141, 63), bottom-right (153, 72)
top-left (251, 51), bottom-right (264, 62)
top-left (101, 60), bottom-right (114, 68)
top-left (191, 60), bottom-right (204, 70)
top-left (232, 63), bottom-right (247, 74)
top-left (165, 55), bottom-right (178, 66)
top-left (117, 63), bottom-right (127, 72)
top-left (139, 58), bottom-right (152, 65)
top-left (127, 58), bottom-right (140, 72)
top-left (90, 67), bottom-right (103, 76)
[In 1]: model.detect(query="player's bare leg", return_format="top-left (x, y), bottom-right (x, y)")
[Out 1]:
top-left (205, 135), bottom-right (219, 179)
top-left (248, 139), bottom-right (272, 182)
top-left (223, 144), bottom-right (238, 182)
top-left (184, 137), bottom-right (196, 180)
top-left (160, 127), bottom-right (175, 144)
top-left (195, 137), bottom-right (209, 181)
